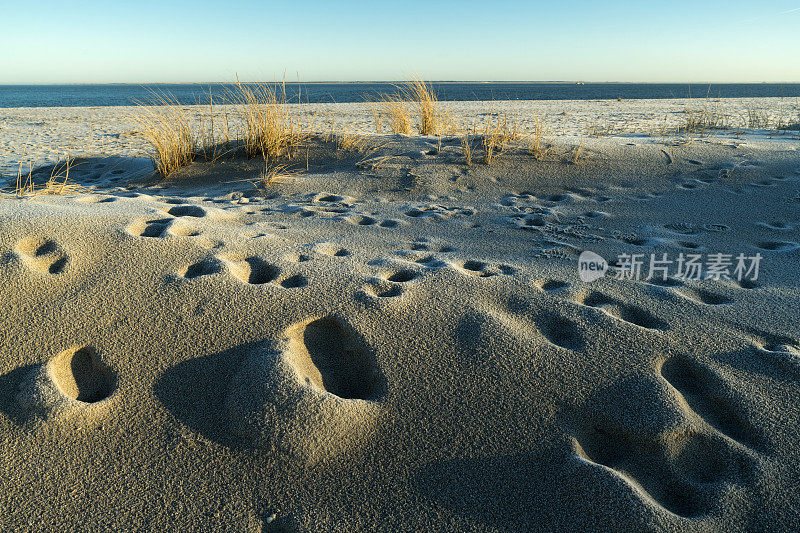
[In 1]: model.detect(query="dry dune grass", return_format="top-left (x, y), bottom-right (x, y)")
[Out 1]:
top-left (480, 114), bottom-right (522, 164)
top-left (133, 92), bottom-right (197, 177)
top-left (377, 95), bottom-right (412, 134)
top-left (227, 80), bottom-right (306, 165)
top-left (528, 113), bottom-right (550, 159)
top-left (377, 76), bottom-right (447, 135)
top-left (461, 130), bottom-right (475, 166)
top-left (3, 154), bottom-right (90, 198)
top-left (401, 76), bottom-right (441, 135)
top-left (135, 81), bottom-right (307, 179)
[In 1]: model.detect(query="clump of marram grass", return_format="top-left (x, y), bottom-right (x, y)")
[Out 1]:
top-left (482, 122), bottom-right (502, 164)
top-left (679, 102), bottom-right (729, 137)
top-left (377, 76), bottom-right (445, 136)
top-left (461, 130), bottom-right (474, 166)
top-left (527, 113), bottom-right (550, 159)
top-left (377, 94), bottom-right (412, 134)
top-left (743, 105), bottom-right (770, 129)
top-left (480, 114), bottom-right (521, 164)
top-left (3, 154), bottom-right (90, 198)
top-left (133, 92), bottom-right (197, 178)
top-left (401, 76), bottom-right (441, 135)
top-left (134, 80), bottom-right (309, 181)
top-left (256, 162), bottom-right (297, 191)
top-left (228, 80), bottom-right (306, 166)
top-left (332, 130), bottom-right (371, 156)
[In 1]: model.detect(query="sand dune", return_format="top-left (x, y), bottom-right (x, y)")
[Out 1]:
top-left (1, 103), bottom-right (799, 530)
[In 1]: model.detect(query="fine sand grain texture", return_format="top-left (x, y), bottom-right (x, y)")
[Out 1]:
top-left (1, 100), bottom-right (799, 531)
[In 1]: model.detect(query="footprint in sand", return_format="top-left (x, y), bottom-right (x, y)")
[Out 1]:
top-left (226, 316), bottom-right (385, 462)
top-left (383, 268), bottom-right (419, 283)
top-left (456, 259), bottom-right (517, 278)
top-left (677, 287), bottom-right (734, 306)
top-left (362, 279), bottom-right (404, 299)
top-left (391, 250), bottom-right (448, 269)
top-left (16, 346), bottom-right (116, 419)
top-left (167, 205), bottom-right (207, 218)
top-left (344, 214), bottom-right (378, 226)
top-left (534, 279), bottom-right (570, 293)
top-left (127, 218), bottom-right (172, 238)
top-left (284, 252), bottom-right (311, 263)
top-left (663, 223), bottom-right (702, 236)
top-left (313, 243), bottom-right (351, 257)
top-left (361, 267), bottom-right (421, 300)
top-left (535, 312), bottom-right (585, 351)
top-left (178, 257), bottom-right (222, 280)
top-left (277, 274), bottom-right (308, 289)
top-left (576, 291), bottom-right (668, 330)
top-left (660, 356), bottom-right (769, 452)
top-left (313, 193), bottom-right (355, 204)
top-left (570, 372), bottom-right (760, 518)
top-left (401, 239), bottom-right (456, 253)
top-left (757, 221), bottom-right (792, 231)
top-left (378, 219), bottom-right (401, 228)
top-left (14, 237), bottom-right (68, 275)
top-left (674, 240), bottom-right (702, 250)
top-left (218, 254), bottom-right (280, 285)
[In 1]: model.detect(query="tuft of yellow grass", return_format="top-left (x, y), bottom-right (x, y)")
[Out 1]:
top-left (378, 95), bottom-right (412, 134)
top-left (401, 76), bottom-right (441, 135)
top-left (133, 91), bottom-right (197, 178)
top-left (257, 162), bottom-right (297, 191)
top-left (377, 76), bottom-right (445, 136)
top-left (4, 155), bottom-right (90, 198)
top-left (481, 115), bottom-right (519, 164)
top-left (461, 130), bottom-right (474, 166)
top-left (570, 141), bottom-right (584, 164)
top-left (527, 113), bottom-right (550, 159)
top-left (227, 79), bottom-right (306, 165)
top-left (134, 79), bottom-right (309, 181)
top-left (482, 123), bottom-right (501, 164)
top-left (333, 130), bottom-right (371, 155)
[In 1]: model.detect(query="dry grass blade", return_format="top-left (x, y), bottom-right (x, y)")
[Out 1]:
top-left (482, 117), bottom-right (512, 164)
top-left (570, 142), bottom-right (584, 164)
top-left (371, 105), bottom-right (383, 134)
top-left (377, 76), bottom-right (443, 136)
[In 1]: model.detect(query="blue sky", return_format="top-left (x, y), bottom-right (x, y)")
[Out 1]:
top-left (2, 0), bottom-right (798, 83)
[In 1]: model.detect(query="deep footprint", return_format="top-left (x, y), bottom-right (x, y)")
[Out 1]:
top-left (287, 316), bottom-right (385, 400)
top-left (660, 356), bottom-right (768, 451)
top-left (50, 346), bottom-right (115, 403)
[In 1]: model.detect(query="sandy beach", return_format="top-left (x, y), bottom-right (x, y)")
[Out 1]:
top-left (1, 98), bottom-right (799, 531)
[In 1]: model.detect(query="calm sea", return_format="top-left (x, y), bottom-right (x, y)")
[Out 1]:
top-left (1, 83), bottom-right (799, 108)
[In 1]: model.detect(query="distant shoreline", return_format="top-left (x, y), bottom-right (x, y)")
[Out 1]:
top-left (2, 83), bottom-right (800, 108)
